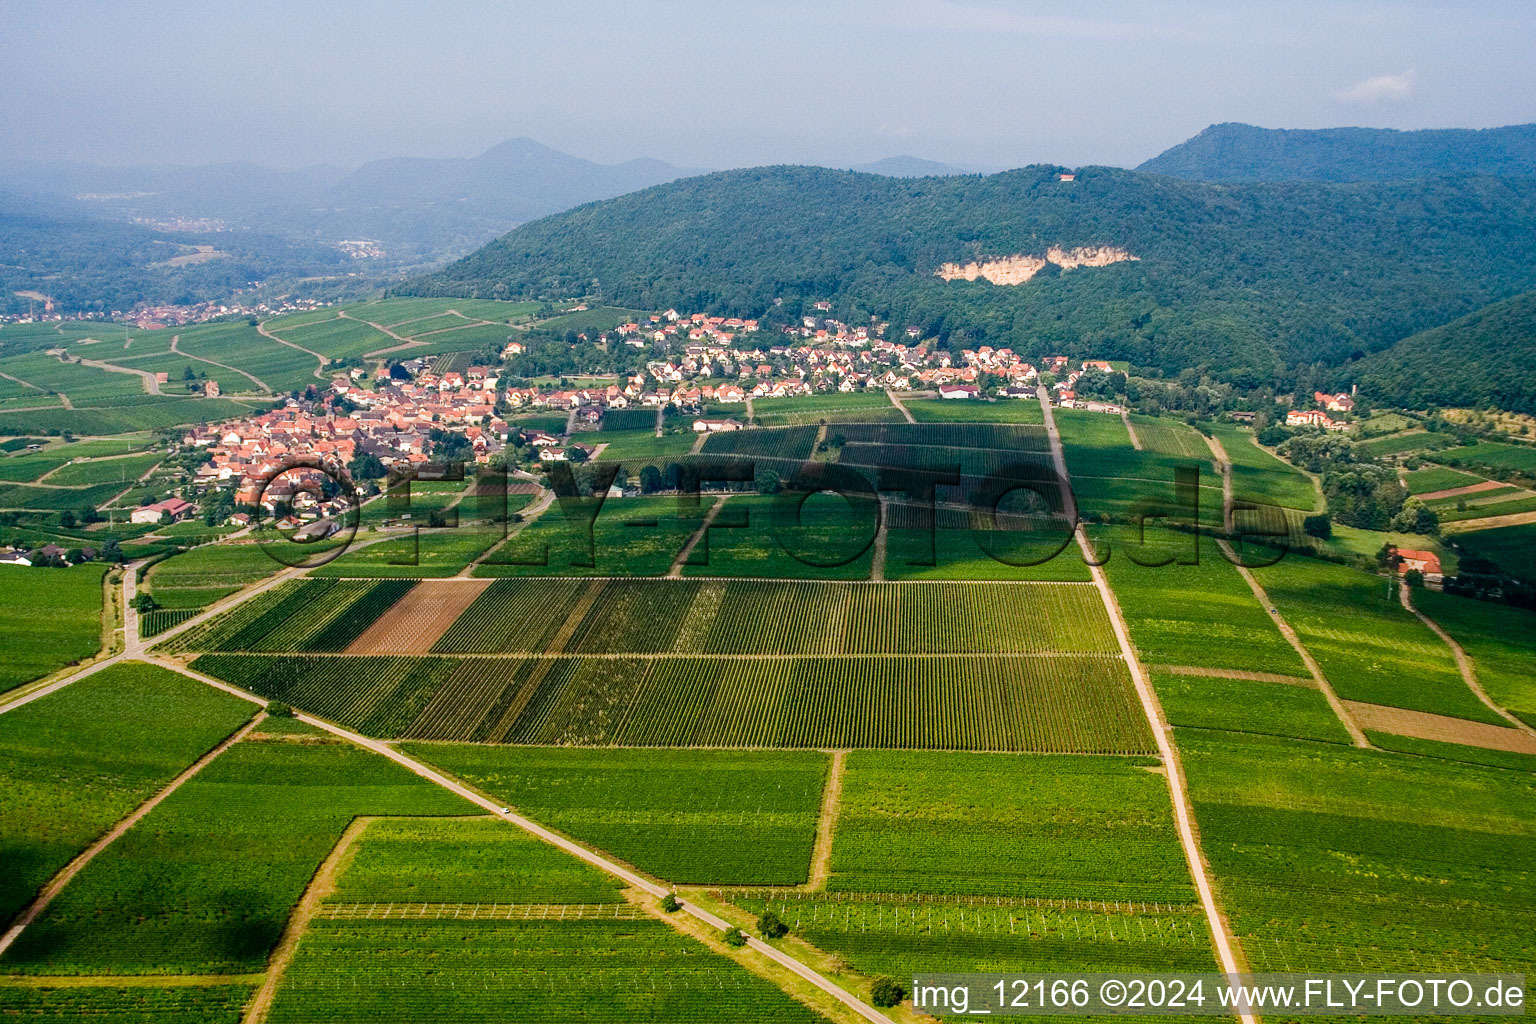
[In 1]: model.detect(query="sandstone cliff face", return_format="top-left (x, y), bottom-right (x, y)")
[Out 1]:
top-left (935, 246), bottom-right (1137, 285)
top-left (1045, 245), bottom-right (1138, 271)
top-left (935, 254), bottom-right (1048, 285)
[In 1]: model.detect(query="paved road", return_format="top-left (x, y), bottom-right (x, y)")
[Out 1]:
top-left (159, 659), bottom-right (894, 1024)
top-left (1038, 389), bottom-right (1257, 1024)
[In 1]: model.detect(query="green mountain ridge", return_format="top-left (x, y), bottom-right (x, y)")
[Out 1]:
top-left (1138, 122), bottom-right (1536, 182)
top-left (1353, 289), bottom-right (1536, 415)
top-left (402, 163), bottom-right (1536, 382)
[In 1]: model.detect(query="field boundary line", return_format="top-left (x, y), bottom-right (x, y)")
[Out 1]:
top-left (241, 815), bottom-right (376, 1024)
top-left (1216, 539), bottom-right (1372, 749)
top-left (255, 319), bottom-right (328, 381)
top-left (807, 750), bottom-right (846, 891)
top-left (668, 495), bottom-right (729, 578)
top-left (184, 650), bottom-right (1126, 661)
top-left (1398, 581), bottom-right (1536, 737)
top-left (169, 333), bottom-right (273, 394)
top-left (152, 660), bottom-right (894, 1024)
top-left (1121, 410), bottom-right (1143, 450)
top-left (0, 713), bottom-right (263, 959)
top-left (1150, 664), bottom-right (1316, 687)
top-left (1202, 431), bottom-right (1234, 534)
top-left (1039, 388), bottom-right (1256, 1024)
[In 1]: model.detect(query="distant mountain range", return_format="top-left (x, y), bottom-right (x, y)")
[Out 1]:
top-left (848, 155), bottom-right (974, 177)
top-left (402, 163), bottom-right (1536, 382)
top-left (1138, 122), bottom-right (1536, 182)
top-left (0, 139), bottom-right (707, 263)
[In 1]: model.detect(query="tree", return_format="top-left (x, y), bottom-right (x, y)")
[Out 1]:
top-left (100, 538), bottom-right (124, 563)
top-left (266, 700), bottom-right (294, 718)
top-left (757, 909), bottom-right (788, 939)
top-left (132, 593), bottom-right (158, 612)
top-left (1302, 513), bottom-right (1332, 540)
top-left (757, 468), bottom-right (781, 496)
top-left (721, 926), bottom-right (747, 948)
top-left (870, 977), bottom-right (907, 1008)
top-left (59, 509), bottom-right (77, 529)
top-left (639, 465), bottom-right (663, 494)
top-left (1404, 568), bottom-right (1425, 588)
top-left (661, 893), bottom-right (681, 913)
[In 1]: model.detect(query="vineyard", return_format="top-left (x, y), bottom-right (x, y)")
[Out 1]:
top-left (1, 735), bottom-right (467, 976)
top-left (429, 578), bottom-right (1118, 657)
top-left (329, 817), bottom-right (625, 904)
top-left (0, 662), bottom-right (255, 929)
top-left (140, 607), bottom-right (199, 637)
top-left (264, 917), bottom-right (829, 1023)
top-left (162, 579), bottom-right (418, 653)
top-left (0, 984), bottom-right (254, 1022)
top-left (1095, 527), bottom-right (1308, 676)
top-left (0, 561), bottom-right (108, 692)
top-left (698, 424), bottom-right (818, 461)
top-left (1252, 556), bottom-right (1508, 724)
top-left (827, 751), bottom-right (1198, 902)
top-left (1182, 730), bottom-right (1536, 977)
top-left (837, 421), bottom-right (1049, 451)
top-left (191, 651), bottom-right (1150, 752)
top-left (402, 745), bottom-right (826, 886)
top-left (904, 398), bottom-right (1045, 424)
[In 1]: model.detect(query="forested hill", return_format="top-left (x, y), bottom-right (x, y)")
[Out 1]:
top-left (1138, 122), bottom-right (1536, 182)
top-left (1352, 290), bottom-right (1536, 415)
top-left (401, 164), bottom-right (1536, 382)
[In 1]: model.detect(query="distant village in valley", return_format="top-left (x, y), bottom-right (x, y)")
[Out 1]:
top-left (5, 302), bottom-right (1375, 548)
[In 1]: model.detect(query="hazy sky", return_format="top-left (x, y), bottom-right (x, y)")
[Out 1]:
top-left (3, 0), bottom-right (1533, 171)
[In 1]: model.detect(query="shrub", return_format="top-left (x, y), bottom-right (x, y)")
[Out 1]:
top-left (722, 926), bottom-right (747, 948)
top-left (661, 892), bottom-right (681, 913)
top-left (265, 700), bottom-right (294, 718)
top-left (870, 977), bottom-right (907, 1008)
top-left (757, 908), bottom-right (788, 939)
top-left (1303, 513), bottom-right (1332, 540)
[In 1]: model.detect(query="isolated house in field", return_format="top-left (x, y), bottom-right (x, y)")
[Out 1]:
top-left (692, 418), bottom-right (744, 432)
top-left (1393, 547), bottom-right (1443, 577)
top-left (938, 384), bottom-right (980, 399)
top-left (130, 497), bottom-right (194, 525)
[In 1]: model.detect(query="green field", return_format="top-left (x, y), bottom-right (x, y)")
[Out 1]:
top-left (432, 578), bottom-right (1118, 656)
top-left (1, 728), bottom-right (467, 975)
top-left (0, 984), bottom-right (253, 1022)
top-left (905, 397), bottom-right (1045, 423)
top-left (753, 392), bottom-right (900, 425)
top-left (40, 450), bottom-right (162, 486)
top-left (1251, 556), bottom-right (1508, 723)
top-left (405, 746), bottom-right (826, 885)
top-left (269, 317), bottom-right (395, 361)
top-left (699, 424), bottom-right (818, 461)
top-left (1183, 730), bottom-right (1536, 978)
top-left (329, 816), bottom-right (624, 904)
top-left (590, 427), bottom-right (696, 462)
top-left (193, 650), bottom-right (1150, 752)
top-left (1151, 670), bottom-right (1352, 745)
top-left (1414, 589), bottom-right (1536, 727)
top-left (1403, 465), bottom-right (1480, 494)
top-left (1454, 521), bottom-right (1536, 584)
top-left (177, 322), bottom-right (320, 395)
top-left (1431, 440), bottom-right (1536, 477)
top-left (0, 662), bottom-right (255, 930)
top-left (828, 751), bottom-right (1195, 900)
top-left (263, 811), bottom-right (815, 1024)
top-left (1206, 422), bottom-right (1320, 511)
top-left (308, 527), bottom-right (505, 578)
top-left (1098, 528), bottom-right (1306, 676)
top-left (476, 494), bottom-right (710, 578)
top-left (1361, 430), bottom-right (1452, 457)
top-left (145, 541), bottom-right (295, 608)
top-left (0, 563), bottom-right (109, 691)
